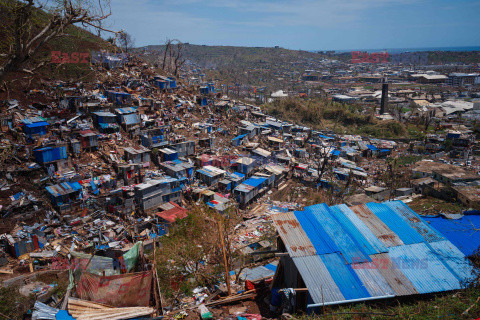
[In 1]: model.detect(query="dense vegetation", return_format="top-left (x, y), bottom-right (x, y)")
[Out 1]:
top-left (262, 97), bottom-right (408, 138)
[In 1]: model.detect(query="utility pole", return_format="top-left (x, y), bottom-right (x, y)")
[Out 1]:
top-left (217, 218), bottom-right (231, 296)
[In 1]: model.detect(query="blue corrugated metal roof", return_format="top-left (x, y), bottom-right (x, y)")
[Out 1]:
top-left (367, 145), bottom-right (378, 151)
top-left (332, 204), bottom-right (388, 254)
top-left (232, 134), bottom-right (248, 141)
top-left (388, 243), bottom-right (461, 294)
top-left (22, 116), bottom-right (46, 125)
top-left (320, 253), bottom-right (371, 300)
top-left (366, 202), bottom-right (425, 245)
top-left (294, 210), bottom-right (340, 255)
top-left (271, 200), bottom-right (475, 309)
top-left (305, 204), bottom-right (370, 264)
top-left (351, 260), bottom-right (395, 298)
top-left (116, 107), bottom-right (137, 114)
top-left (329, 205), bottom-right (385, 255)
top-left (243, 177), bottom-right (267, 188)
top-left (428, 240), bottom-right (475, 283)
top-left (293, 256), bottom-right (345, 304)
top-left (384, 201), bottom-right (445, 243)
top-left (25, 121), bottom-right (49, 128)
top-left (46, 181), bottom-right (82, 197)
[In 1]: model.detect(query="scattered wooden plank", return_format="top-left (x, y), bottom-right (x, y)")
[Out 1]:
top-left (205, 293), bottom-right (256, 306)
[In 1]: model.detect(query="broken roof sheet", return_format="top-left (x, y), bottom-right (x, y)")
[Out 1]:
top-left (156, 202), bottom-right (187, 223)
top-left (46, 182), bottom-right (82, 197)
top-left (124, 146), bottom-right (150, 154)
top-left (21, 116), bottom-right (47, 125)
top-left (92, 111), bottom-right (116, 117)
top-left (272, 200), bottom-right (475, 309)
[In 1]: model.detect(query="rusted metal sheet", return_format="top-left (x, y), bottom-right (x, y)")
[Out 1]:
top-left (271, 212), bottom-right (316, 257)
top-left (350, 205), bottom-right (404, 247)
top-left (384, 201), bottom-right (445, 243)
top-left (372, 253), bottom-right (418, 296)
top-left (293, 255), bottom-right (345, 304)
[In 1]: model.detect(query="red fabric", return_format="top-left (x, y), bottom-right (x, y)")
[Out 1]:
top-left (245, 280), bottom-right (255, 291)
top-left (76, 271), bottom-right (152, 307)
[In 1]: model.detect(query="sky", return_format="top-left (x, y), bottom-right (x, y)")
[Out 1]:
top-left (105, 0), bottom-right (480, 51)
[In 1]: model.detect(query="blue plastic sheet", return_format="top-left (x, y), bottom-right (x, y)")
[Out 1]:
top-left (421, 215), bottom-right (480, 256)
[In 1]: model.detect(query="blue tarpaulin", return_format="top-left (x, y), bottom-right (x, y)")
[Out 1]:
top-left (421, 215), bottom-right (480, 256)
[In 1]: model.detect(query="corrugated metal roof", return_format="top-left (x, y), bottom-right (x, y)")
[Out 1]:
top-left (46, 181), bottom-right (82, 197)
top-left (428, 240), bottom-right (475, 283)
top-left (388, 243), bottom-right (461, 294)
top-left (116, 107), bottom-right (137, 114)
top-left (351, 260), bottom-right (395, 298)
top-left (271, 212), bottom-right (316, 257)
top-left (373, 253), bottom-right (418, 296)
top-left (243, 177), bottom-right (267, 188)
top-left (292, 256), bottom-right (345, 304)
top-left (320, 253), bottom-right (370, 300)
top-left (294, 210), bottom-right (340, 256)
top-left (350, 205), bottom-right (404, 247)
top-left (239, 261), bottom-right (278, 281)
top-left (330, 205), bottom-right (388, 254)
top-left (22, 116), bottom-right (46, 125)
top-left (273, 201), bottom-right (474, 308)
top-left (305, 204), bottom-right (370, 264)
top-left (123, 113), bottom-right (140, 125)
top-left (366, 203), bottom-right (425, 245)
top-left (384, 201), bottom-right (445, 243)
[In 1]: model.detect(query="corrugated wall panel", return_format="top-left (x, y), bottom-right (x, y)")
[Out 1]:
top-left (271, 212), bottom-right (316, 257)
top-left (333, 204), bottom-right (388, 254)
top-left (320, 253), bottom-right (371, 300)
top-left (350, 205), bottom-right (404, 247)
top-left (388, 243), bottom-right (461, 294)
top-left (305, 204), bottom-right (370, 264)
top-left (372, 253), bottom-right (418, 296)
top-left (293, 256), bottom-right (345, 304)
top-left (366, 203), bottom-right (425, 245)
top-left (329, 205), bottom-right (385, 255)
top-left (428, 240), bottom-right (475, 283)
top-left (294, 210), bottom-right (340, 256)
top-left (384, 201), bottom-right (445, 243)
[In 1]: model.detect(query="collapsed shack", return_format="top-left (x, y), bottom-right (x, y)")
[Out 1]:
top-left (26, 241), bottom-right (160, 319)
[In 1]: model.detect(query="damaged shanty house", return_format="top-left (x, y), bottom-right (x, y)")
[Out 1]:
top-left (20, 116), bottom-right (49, 141)
top-left (92, 111), bottom-right (120, 133)
top-left (270, 201), bottom-right (474, 313)
top-left (115, 106), bottom-right (140, 133)
top-left (134, 176), bottom-right (186, 211)
top-left (33, 144), bottom-right (70, 175)
top-left (45, 181), bottom-right (83, 212)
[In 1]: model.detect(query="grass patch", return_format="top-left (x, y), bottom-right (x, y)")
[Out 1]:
top-left (396, 155), bottom-right (423, 166)
top-left (293, 287), bottom-right (480, 319)
top-left (408, 196), bottom-right (466, 215)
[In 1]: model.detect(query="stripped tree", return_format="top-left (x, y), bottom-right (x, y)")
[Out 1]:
top-left (0, 0), bottom-right (114, 82)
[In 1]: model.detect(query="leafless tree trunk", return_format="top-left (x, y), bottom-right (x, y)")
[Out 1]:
top-left (0, 0), bottom-right (114, 82)
top-left (118, 31), bottom-right (135, 53)
top-left (161, 39), bottom-right (172, 70)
